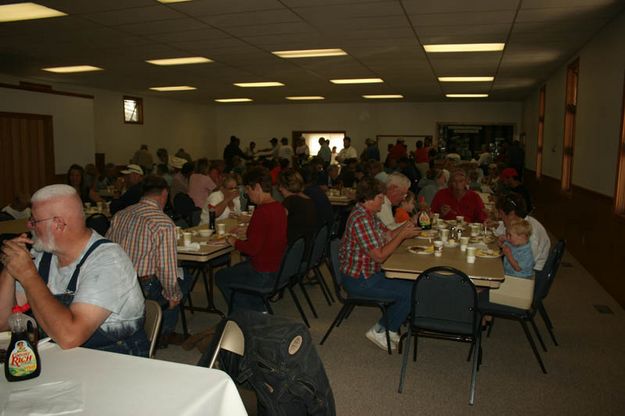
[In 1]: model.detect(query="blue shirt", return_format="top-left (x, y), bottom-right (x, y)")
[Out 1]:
top-left (503, 242), bottom-right (535, 278)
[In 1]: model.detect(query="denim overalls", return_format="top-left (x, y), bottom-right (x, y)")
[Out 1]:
top-left (37, 239), bottom-right (149, 357)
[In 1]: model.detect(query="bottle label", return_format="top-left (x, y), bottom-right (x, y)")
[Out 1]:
top-left (418, 211), bottom-right (431, 228)
top-left (8, 341), bottom-right (38, 377)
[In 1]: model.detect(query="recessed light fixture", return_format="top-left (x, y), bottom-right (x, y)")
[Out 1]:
top-left (424, 43), bottom-right (505, 53)
top-left (438, 76), bottom-right (494, 82)
top-left (330, 78), bottom-right (384, 85)
top-left (0, 2), bottom-right (66, 23)
top-left (146, 57), bottom-right (212, 66)
top-left (42, 65), bottom-right (103, 73)
top-left (286, 96), bottom-right (325, 100)
top-left (272, 49), bottom-right (347, 59)
top-left (362, 94), bottom-right (403, 99)
top-left (149, 86), bottom-right (196, 91)
top-left (234, 82), bottom-right (284, 88)
top-left (446, 94), bottom-right (489, 98)
top-left (157, 0), bottom-right (192, 3)
top-left (215, 98), bottom-right (253, 103)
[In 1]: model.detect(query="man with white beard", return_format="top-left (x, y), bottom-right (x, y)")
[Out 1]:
top-left (0, 184), bottom-right (148, 356)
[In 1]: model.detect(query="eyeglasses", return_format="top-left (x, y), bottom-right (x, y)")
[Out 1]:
top-left (27, 216), bottom-right (56, 227)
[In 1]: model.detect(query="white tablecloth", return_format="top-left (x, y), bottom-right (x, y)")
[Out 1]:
top-left (1, 344), bottom-right (247, 416)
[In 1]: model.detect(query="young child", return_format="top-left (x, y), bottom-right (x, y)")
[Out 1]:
top-left (394, 191), bottom-right (416, 224)
top-left (502, 219), bottom-right (535, 278)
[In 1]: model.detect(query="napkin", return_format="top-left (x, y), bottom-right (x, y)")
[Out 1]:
top-left (178, 242), bottom-right (201, 252)
top-left (2, 381), bottom-right (83, 416)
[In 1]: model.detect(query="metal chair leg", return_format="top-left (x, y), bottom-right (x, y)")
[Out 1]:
top-left (320, 304), bottom-right (350, 345)
top-left (298, 281), bottom-right (319, 318)
top-left (520, 320), bottom-right (547, 374)
top-left (398, 328), bottom-right (413, 393)
top-left (538, 304), bottom-right (559, 346)
top-left (288, 287), bottom-right (310, 328)
top-left (529, 316), bottom-right (547, 352)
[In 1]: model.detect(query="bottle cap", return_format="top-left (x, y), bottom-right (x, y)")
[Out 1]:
top-left (11, 303), bottom-right (31, 313)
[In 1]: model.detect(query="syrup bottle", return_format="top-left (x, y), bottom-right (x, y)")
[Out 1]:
top-left (208, 205), bottom-right (216, 230)
top-left (4, 304), bottom-right (41, 382)
top-left (416, 196), bottom-right (432, 230)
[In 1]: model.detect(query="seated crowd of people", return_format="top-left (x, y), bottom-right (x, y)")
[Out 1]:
top-left (0, 135), bottom-right (545, 355)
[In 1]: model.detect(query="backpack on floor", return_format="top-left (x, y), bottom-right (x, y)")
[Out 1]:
top-left (216, 310), bottom-right (336, 416)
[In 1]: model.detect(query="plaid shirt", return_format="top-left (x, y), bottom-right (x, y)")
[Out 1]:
top-left (339, 203), bottom-right (388, 279)
top-left (106, 198), bottom-right (182, 301)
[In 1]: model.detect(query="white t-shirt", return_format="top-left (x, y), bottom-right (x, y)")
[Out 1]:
top-left (337, 146), bottom-right (358, 162)
top-left (376, 195), bottom-right (403, 230)
top-left (277, 145), bottom-right (294, 160)
top-left (23, 232), bottom-right (145, 338)
top-left (494, 215), bottom-right (551, 271)
top-left (201, 190), bottom-right (241, 223)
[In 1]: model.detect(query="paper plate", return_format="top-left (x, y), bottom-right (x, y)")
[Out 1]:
top-left (476, 249), bottom-right (502, 258)
top-left (408, 245), bottom-right (434, 255)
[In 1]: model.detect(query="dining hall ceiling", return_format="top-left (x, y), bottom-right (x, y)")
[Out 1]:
top-left (0, 0), bottom-right (623, 105)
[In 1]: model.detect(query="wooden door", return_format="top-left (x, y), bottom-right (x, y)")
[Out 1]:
top-left (0, 112), bottom-right (55, 207)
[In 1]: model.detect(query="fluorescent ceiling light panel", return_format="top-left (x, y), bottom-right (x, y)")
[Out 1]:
top-left (362, 94), bottom-right (403, 99)
top-left (215, 98), bottom-right (253, 103)
top-left (424, 43), bottom-right (505, 53)
top-left (446, 94), bottom-right (489, 98)
top-left (286, 96), bottom-right (325, 100)
top-left (42, 65), bottom-right (102, 73)
top-left (0, 2), bottom-right (66, 22)
top-left (330, 78), bottom-right (384, 84)
top-left (146, 57), bottom-right (212, 66)
top-left (234, 82), bottom-right (284, 87)
top-left (438, 76), bottom-right (494, 82)
top-left (157, 0), bottom-right (192, 3)
top-left (150, 86), bottom-right (196, 91)
top-left (272, 49), bottom-right (347, 58)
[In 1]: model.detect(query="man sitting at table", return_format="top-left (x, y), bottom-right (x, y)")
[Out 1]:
top-left (109, 164), bottom-right (144, 215)
top-left (216, 167), bottom-right (287, 312)
top-left (340, 177), bottom-right (420, 350)
top-left (431, 169), bottom-right (488, 223)
top-left (377, 172), bottom-right (412, 230)
top-left (107, 175), bottom-right (191, 347)
top-left (0, 184), bottom-right (148, 355)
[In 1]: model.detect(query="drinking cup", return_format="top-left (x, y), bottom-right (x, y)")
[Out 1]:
top-left (84, 202), bottom-right (91, 209)
top-left (183, 232), bottom-right (192, 246)
top-left (248, 205), bottom-right (255, 214)
top-left (216, 223), bottom-right (226, 236)
top-left (460, 236), bottom-right (470, 251)
top-left (440, 229), bottom-right (449, 242)
top-left (456, 215), bottom-right (464, 225)
top-left (466, 246), bottom-right (476, 263)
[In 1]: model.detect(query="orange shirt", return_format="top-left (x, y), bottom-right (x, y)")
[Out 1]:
top-left (394, 207), bottom-right (411, 224)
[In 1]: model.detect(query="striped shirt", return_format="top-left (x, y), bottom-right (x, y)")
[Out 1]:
top-left (106, 198), bottom-right (182, 301)
top-left (339, 203), bottom-right (388, 279)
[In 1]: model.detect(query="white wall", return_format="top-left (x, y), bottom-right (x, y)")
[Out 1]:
top-left (213, 101), bottom-right (522, 154)
top-left (0, 81), bottom-right (95, 175)
top-left (523, 10), bottom-right (625, 196)
top-left (92, 91), bottom-right (217, 165)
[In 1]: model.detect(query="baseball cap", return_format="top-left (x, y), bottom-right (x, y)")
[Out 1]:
top-left (120, 164), bottom-right (144, 175)
top-left (500, 167), bottom-right (518, 180)
top-left (168, 156), bottom-right (186, 170)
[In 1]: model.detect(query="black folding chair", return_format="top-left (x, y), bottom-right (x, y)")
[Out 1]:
top-left (320, 238), bottom-right (395, 355)
top-left (173, 193), bottom-right (201, 227)
top-left (86, 213), bottom-right (110, 236)
top-left (300, 223), bottom-right (334, 306)
top-left (228, 237), bottom-right (311, 327)
top-left (398, 266), bottom-right (482, 405)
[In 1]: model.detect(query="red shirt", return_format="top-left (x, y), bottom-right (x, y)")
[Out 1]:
top-left (413, 147), bottom-right (429, 163)
top-left (431, 188), bottom-right (487, 223)
top-left (235, 201), bottom-right (287, 272)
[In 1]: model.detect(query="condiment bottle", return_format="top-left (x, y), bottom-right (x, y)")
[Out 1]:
top-left (208, 205), bottom-right (216, 230)
top-left (416, 196), bottom-right (432, 230)
top-left (5, 304), bottom-right (41, 382)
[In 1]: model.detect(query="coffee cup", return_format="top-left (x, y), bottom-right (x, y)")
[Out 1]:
top-left (466, 246), bottom-right (476, 263)
top-left (440, 229), bottom-right (449, 242)
top-left (216, 223), bottom-right (226, 236)
top-left (183, 232), bottom-right (192, 246)
top-left (460, 236), bottom-right (470, 251)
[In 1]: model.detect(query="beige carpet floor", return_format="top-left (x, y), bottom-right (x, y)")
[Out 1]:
top-left (156, 247), bottom-right (625, 415)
